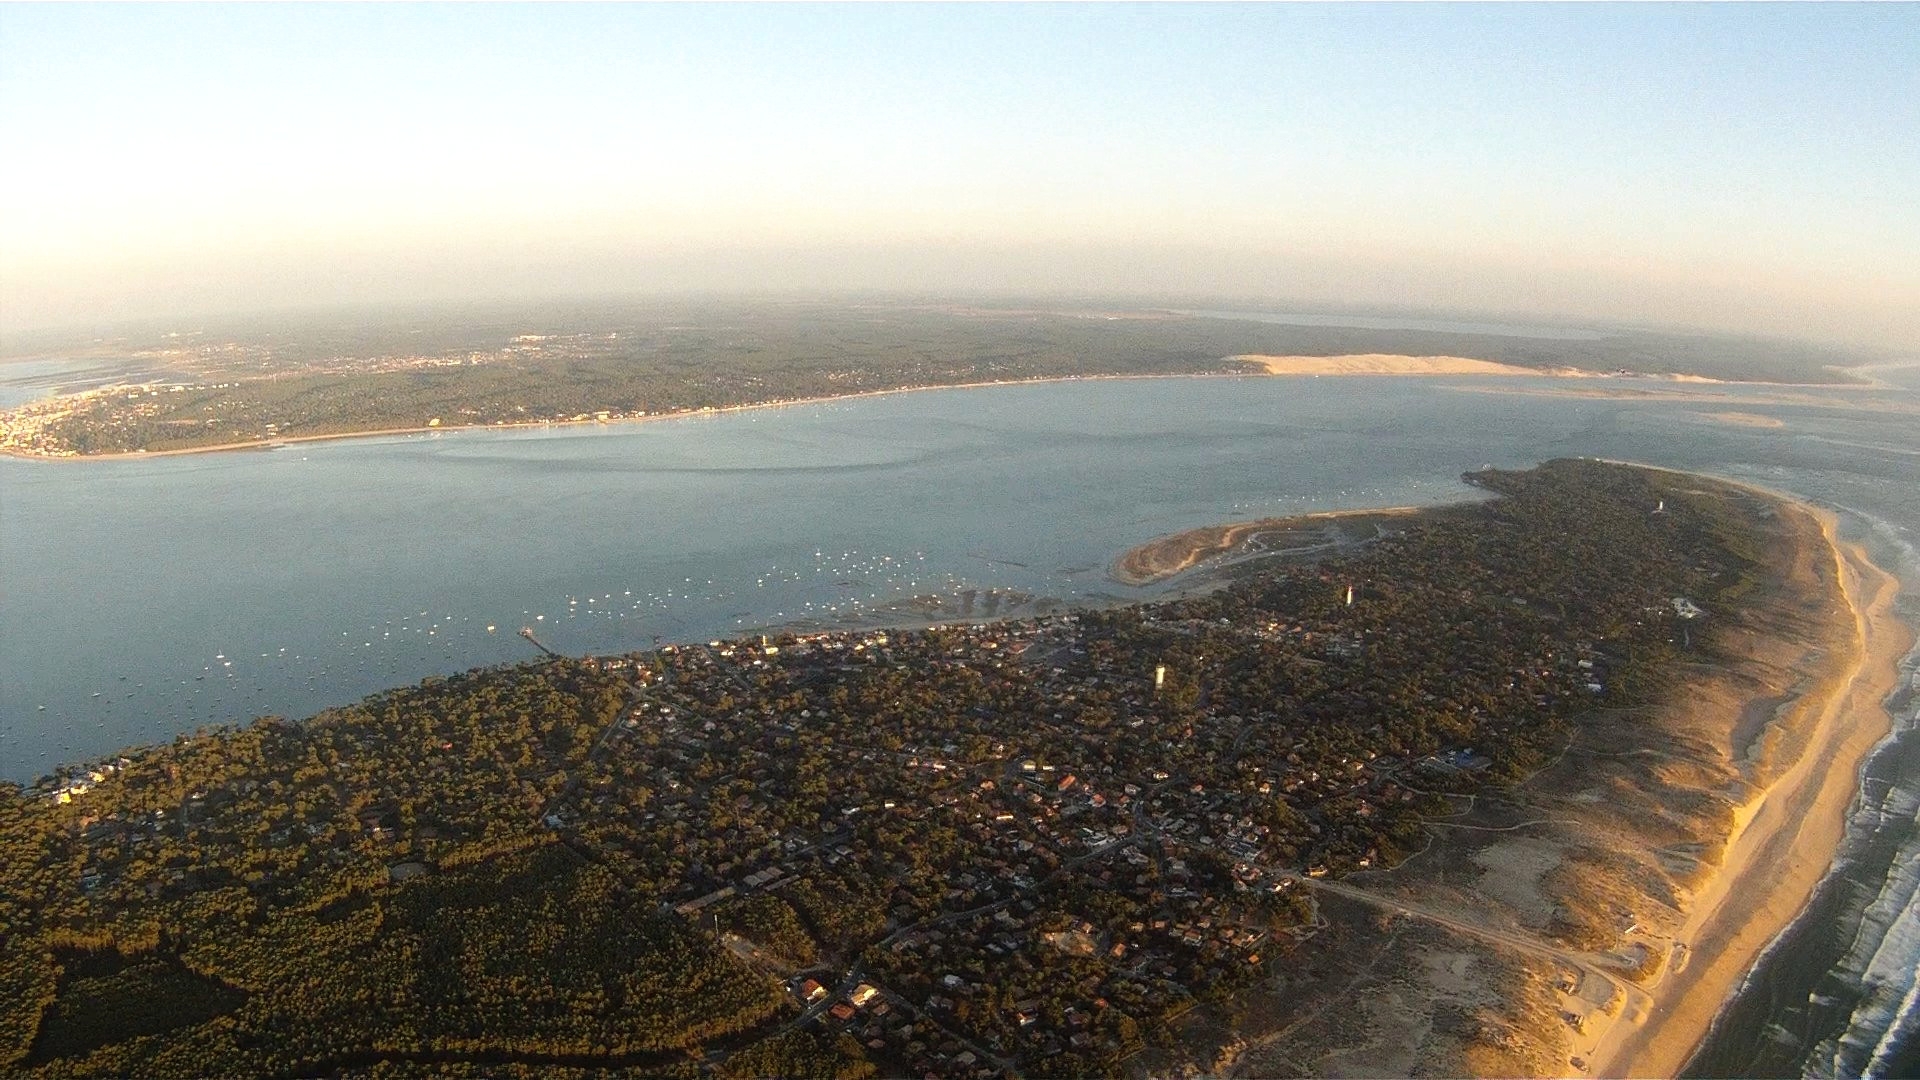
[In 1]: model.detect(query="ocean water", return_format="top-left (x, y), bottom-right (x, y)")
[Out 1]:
top-left (3, 369), bottom-right (1917, 1073)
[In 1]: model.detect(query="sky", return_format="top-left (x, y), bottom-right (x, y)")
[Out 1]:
top-left (2, 2), bottom-right (1916, 351)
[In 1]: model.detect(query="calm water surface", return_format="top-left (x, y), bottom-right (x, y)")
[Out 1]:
top-left (3, 371), bottom-right (1917, 1075)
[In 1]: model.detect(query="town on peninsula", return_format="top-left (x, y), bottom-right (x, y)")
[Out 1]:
top-left (4, 457), bottom-right (1900, 1079)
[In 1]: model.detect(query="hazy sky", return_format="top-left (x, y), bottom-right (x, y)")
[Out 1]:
top-left (3, 2), bottom-right (1916, 349)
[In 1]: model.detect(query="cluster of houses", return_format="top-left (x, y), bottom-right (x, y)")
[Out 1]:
top-left (43, 759), bottom-right (125, 804)
top-left (803, 976), bottom-right (1003, 1079)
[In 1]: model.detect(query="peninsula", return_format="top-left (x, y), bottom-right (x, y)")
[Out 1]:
top-left (0, 460), bottom-right (1901, 1079)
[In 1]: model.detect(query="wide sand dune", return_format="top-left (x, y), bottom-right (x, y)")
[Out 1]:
top-left (1234, 353), bottom-right (1564, 376)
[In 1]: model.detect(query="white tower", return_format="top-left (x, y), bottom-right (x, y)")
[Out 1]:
top-left (1345, 584), bottom-right (1355, 606)
top-left (1154, 664), bottom-right (1166, 690)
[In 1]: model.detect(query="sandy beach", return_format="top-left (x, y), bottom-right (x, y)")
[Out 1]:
top-left (1577, 507), bottom-right (1913, 1078)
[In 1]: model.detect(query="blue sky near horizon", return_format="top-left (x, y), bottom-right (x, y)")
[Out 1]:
top-left (2, 2), bottom-right (1915, 350)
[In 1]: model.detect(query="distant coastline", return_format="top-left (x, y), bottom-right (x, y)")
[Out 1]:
top-left (2, 372), bottom-right (1259, 463)
top-left (0, 357), bottom-right (1759, 463)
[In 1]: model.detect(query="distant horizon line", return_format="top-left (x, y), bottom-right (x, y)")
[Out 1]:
top-left (0, 288), bottom-right (1894, 363)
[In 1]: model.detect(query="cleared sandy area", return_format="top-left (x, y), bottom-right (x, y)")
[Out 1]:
top-left (1233, 353), bottom-right (1563, 377)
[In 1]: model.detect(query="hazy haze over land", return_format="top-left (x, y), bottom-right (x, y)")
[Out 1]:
top-left (2, 3), bottom-right (1916, 351)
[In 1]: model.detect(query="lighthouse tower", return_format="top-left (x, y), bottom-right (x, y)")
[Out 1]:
top-left (1345, 583), bottom-right (1355, 606)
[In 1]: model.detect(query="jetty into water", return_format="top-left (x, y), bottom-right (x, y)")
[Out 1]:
top-left (518, 626), bottom-right (562, 659)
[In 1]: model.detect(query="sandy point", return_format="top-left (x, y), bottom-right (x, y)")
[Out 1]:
top-left (1109, 506), bottom-right (1423, 586)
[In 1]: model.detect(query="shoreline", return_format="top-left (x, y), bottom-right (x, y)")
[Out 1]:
top-left (1, 355), bottom-right (1843, 464)
top-left (1577, 497), bottom-right (1914, 1078)
top-left (0, 371), bottom-right (1259, 462)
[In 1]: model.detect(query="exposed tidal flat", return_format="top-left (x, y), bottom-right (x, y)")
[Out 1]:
top-left (4, 371), bottom-right (1920, 1075)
